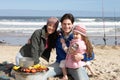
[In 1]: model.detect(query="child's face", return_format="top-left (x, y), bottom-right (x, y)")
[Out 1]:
top-left (73, 31), bottom-right (82, 39)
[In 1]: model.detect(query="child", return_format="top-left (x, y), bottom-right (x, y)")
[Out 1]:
top-left (60, 24), bottom-right (95, 80)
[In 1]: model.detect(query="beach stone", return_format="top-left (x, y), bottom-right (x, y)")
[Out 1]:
top-left (113, 69), bottom-right (120, 72)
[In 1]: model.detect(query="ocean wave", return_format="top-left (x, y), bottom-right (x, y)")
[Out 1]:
top-left (0, 27), bottom-right (115, 34)
top-left (0, 20), bottom-right (119, 34)
top-left (74, 22), bottom-right (120, 26)
top-left (0, 21), bottom-right (120, 26)
top-left (0, 21), bottom-right (46, 25)
top-left (76, 18), bottom-right (96, 22)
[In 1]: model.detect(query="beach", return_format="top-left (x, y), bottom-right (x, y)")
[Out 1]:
top-left (0, 45), bottom-right (120, 80)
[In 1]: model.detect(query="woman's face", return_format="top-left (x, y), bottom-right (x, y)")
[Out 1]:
top-left (61, 19), bottom-right (73, 35)
top-left (47, 23), bottom-right (56, 34)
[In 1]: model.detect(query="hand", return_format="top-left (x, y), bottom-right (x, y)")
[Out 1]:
top-left (72, 53), bottom-right (84, 62)
top-left (60, 38), bottom-right (65, 44)
top-left (69, 48), bottom-right (76, 53)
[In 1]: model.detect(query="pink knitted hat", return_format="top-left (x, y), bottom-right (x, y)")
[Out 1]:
top-left (73, 24), bottom-right (86, 36)
top-left (47, 17), bottom-right (59, 27)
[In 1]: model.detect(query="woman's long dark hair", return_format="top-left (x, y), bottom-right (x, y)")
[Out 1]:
top-left (45, 20), bottom-right (59, 50)
top-left (47, 31), bottom-right (59, 50)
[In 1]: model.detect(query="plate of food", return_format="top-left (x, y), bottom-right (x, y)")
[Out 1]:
top-left (13, 64), bottom-right (49, 74)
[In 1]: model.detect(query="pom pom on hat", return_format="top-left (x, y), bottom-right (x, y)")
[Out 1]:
top-left (73, 24), bottom-right (86, 36)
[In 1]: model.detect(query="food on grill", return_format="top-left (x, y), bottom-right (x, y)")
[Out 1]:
top-left (13, 64), bottom-right (48, 73)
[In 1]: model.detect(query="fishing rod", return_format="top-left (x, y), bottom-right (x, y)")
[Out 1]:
top-left (102, 0), bottom-right (106, 45)
top-left (115, 28), bottom-right (117, 45)
top-left (114, 9), bottom-right (117, 45)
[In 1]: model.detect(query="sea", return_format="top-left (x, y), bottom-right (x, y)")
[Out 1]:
top-left (0, 16), bottom-right (120, 46)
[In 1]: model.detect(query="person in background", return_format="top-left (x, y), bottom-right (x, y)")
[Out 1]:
top-left (15, 17), bottom-right (59, 65)
top-left (42, 13), bottom-right (89, 80)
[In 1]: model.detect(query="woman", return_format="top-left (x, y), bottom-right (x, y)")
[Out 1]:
top-left (15, 17), bottom-right (59, 65)
top-left (42, 13), bottom-right (89, 80)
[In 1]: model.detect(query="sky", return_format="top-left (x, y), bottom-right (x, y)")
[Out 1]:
top-left (0, 0), bottom-right (120, 17)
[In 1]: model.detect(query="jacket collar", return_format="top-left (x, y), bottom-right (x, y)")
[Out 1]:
top-left (41, 25), bottom-right (47, 39)
top-left (60, 28), bottom-right (73, 42)
top-left (60, 28), bottom-right (73, 38)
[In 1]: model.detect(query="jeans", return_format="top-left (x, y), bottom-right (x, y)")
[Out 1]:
top-left (41, 62), bottom-right (89, 80)
top-left (68, 67), bottom-right (89, 80)
top-left (42, 62), bottom-right (62, 80)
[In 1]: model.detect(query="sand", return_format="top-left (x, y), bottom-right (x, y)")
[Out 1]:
top-left (0, 45), bottom-right (120, 80)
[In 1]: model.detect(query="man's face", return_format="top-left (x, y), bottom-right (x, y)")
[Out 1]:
top-left (61, 19), bottom-right (73, 35)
